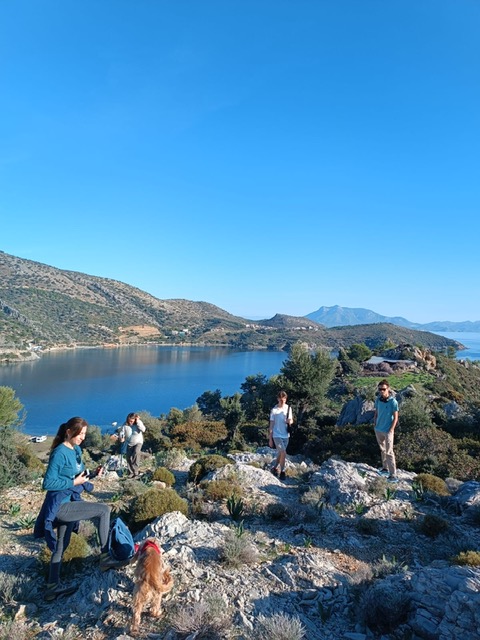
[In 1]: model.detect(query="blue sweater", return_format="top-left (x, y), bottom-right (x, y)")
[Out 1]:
top-left (35, 443), bottom-right (93, 550)
top-left (43, 443), bottom-right (84, 491)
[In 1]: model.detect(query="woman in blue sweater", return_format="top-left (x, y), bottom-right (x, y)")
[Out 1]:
top-left (35, 417), bottom-right (124, 601)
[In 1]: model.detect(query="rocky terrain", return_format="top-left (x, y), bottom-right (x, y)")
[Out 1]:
top-left (1, 450), bottom-right (480, 640)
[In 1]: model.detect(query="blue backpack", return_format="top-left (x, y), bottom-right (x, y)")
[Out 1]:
top-left (108, 517), bottom-right (135, 561)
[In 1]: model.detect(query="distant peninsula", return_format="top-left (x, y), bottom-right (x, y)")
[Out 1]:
top-left (0, 251), bottom-right (464, 363)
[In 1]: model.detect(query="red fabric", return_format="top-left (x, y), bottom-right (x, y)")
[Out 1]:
top-left (140, 539), bottom-right (161, 555)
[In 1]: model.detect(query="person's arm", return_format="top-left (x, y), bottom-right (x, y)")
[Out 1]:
top-left (268, 416), bottom-right (274, 446)
top-left (373, 409), bottom-right (377, 428)
top-left (390, 410), bottom-right (399, 431)
top-left (135, 417), bottom-right (146, 433)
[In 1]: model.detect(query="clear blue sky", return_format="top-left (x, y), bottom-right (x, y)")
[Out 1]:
top-left (1, 1), bottom-right (479, 323)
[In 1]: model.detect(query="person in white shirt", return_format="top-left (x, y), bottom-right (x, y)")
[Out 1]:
top-left (120, 412), bottom-right (146, 478)
top-left (268, 391), bottom-right (293, 481)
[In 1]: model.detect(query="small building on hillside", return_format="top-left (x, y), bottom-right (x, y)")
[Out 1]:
top-left (362, 356), bottom-right (417, 375)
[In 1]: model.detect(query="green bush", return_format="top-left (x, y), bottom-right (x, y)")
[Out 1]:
top-left (129, 487), bottom-right (188, 529)
top-left (361, 582), bottom-right (410, 634)
top-left (201, 478), bottom-right (243, 501)
top-left (152, 466), bottom-right (175, 486)
top-left (188, 454), bottom-right (231, 484)
top-left (417, 514), bottom-right (449, 538)
top-left (171, 421), bottom-right (228, 451)
top-left (356, 518), bottom-right (379, 536)
top-left (39, 533), bottom-right (91, 577)
top-left (414, 473), bottom-right (450, 496)
top-left (17, 443), bottom-right (45, 474)
top-left (264, 502), bottom-right (290, 521)
top-left (452, 550), bottom-right (480, 567)
top-left (139, 411), bottom-right (172, 452)
top-left (0, 427), bottom-right (35, 491)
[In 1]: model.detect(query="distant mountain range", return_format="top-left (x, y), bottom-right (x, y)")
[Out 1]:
top-left (0, 251), bottom-right (464, 361)
top-left (306, 305), bottom-right (480, 332)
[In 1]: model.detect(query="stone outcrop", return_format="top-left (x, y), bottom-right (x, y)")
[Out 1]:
top-left (2, 453), bottom-right (480, 639)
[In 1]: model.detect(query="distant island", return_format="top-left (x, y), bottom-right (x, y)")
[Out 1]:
top-left (0, 251), bottom-right (465, 363)
top-left (306, 304), bottom-right (480, 332)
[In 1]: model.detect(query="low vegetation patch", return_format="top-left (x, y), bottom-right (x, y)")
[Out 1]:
top-left (413, 473), bottom-right (450, 496)
top-left (129, 487), bottom-right (188, 530)
top-left (452, 550), bottom-right (480, 567)
top-left (152, 466), bottom-right (175, 486)
top-left (188, 454), bottom-right (231, 484)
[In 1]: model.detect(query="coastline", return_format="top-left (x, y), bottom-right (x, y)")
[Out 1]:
top-left (1, 340), bottom-right (268, 366)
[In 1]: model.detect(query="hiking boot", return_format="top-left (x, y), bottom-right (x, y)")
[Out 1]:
top-left (279, 471), bottom-right (286, 481)
top-left (44, 583), bottom-right (78, 602)
top-left (270, 466), bottom-right (278, 477)
top-left (99, 554), bottom-right (131, 572)
top-left (377, 468), bottom-right (389, 477)
top-left (387, 475), bottom-right (399, 483)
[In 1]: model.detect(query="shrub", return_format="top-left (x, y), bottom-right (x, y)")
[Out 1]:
top-left (413, 473), bottom-right (450, 496)
top-left (264, 502), bottom-right (290, 521)
top-left (83, 424), bottom-right (103, 449)
top-left (120, 478), bottom-right (150, 498)
top-left (300, 486), bottom-right (326, 509)
top-left (417, 513), bottom-right (450, 538)
top-left (155, 447), bottom-right (187, 468)
top-left (367, 476), bottom-right (388, 498)
top-left (129, 487), bottom-right (188, 529)
top-left (356, 518), bottom-right (379, 536)
top-left (188, 454), bottom-right (231, 484)
top-left (373, 555), bottom-right (408, 578)
top-left (171, 595), bottom-right (232, 639)
top-left (361, 581), bottom-right (410, 633)
top-left (152, 466), bottom-right (175, 486)
top-left (39, 533), bottom-right (91, 577)
top-left (252, 612), bottom-right (306, 640)
top-left (139, 412), bottom-right (171, 452)
top-left (452, 550), bottom-right (480, 567)
top-left (396, 426), bottom-right (480, 480)
top-left (171, 421), bottom-right (228, 450)
top-left (221, 529), bottom-right (259, 567)
top-left (0, 572), bottom-right (30, 606)
top-left (201, 478), bottom-right (243, 501)
top-left (0, 426), bottom-right (34, 491)
top-left (0, 620), bottom-right (32, 640)
top-left (226, 494), bottom-right (245, 522)
top-left (16, 443), bottom-right (45, 474)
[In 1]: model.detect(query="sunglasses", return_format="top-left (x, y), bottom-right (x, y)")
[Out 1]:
top-left (378, 387), bottom-right (388, 391)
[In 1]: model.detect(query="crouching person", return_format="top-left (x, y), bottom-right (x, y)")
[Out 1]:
top-left (34, 417), bottom-right (126, 602)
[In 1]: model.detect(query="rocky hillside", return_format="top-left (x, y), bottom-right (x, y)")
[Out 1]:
top-left (1, 450), bottom-right (480, 639)
top-left (0, 251), bottom-right (463, 360)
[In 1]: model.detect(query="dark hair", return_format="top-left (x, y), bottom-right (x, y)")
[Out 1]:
top-left (126, 413), bottom-right (137, 423)
top-left (51, 417), bottom-right (88, 451)
top-left (277, 390), bottom-right (288, 400)
top-left (377, 379), bottom-right (390, 389)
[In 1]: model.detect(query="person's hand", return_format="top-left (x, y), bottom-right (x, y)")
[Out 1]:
top-left (74, 470), bottom-right (88, 486)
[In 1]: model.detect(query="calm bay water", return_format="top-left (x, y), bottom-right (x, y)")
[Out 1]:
top-left (0, 346), bottom-right (286, 437)
top-left (3, 333), bottom-right (479, 437)
top-left (433, 331), bottom-right (480, 361)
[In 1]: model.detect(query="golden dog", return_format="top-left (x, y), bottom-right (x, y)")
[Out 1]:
top-left (130, 538), bottom-right (174, 634)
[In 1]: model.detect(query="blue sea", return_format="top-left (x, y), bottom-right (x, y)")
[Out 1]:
top-left (433, 331), bottom-right (480, 361)
top-left (0, 346), bottom-right (287, 437)
top-left (1, 333), bottom-right (479, 438)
